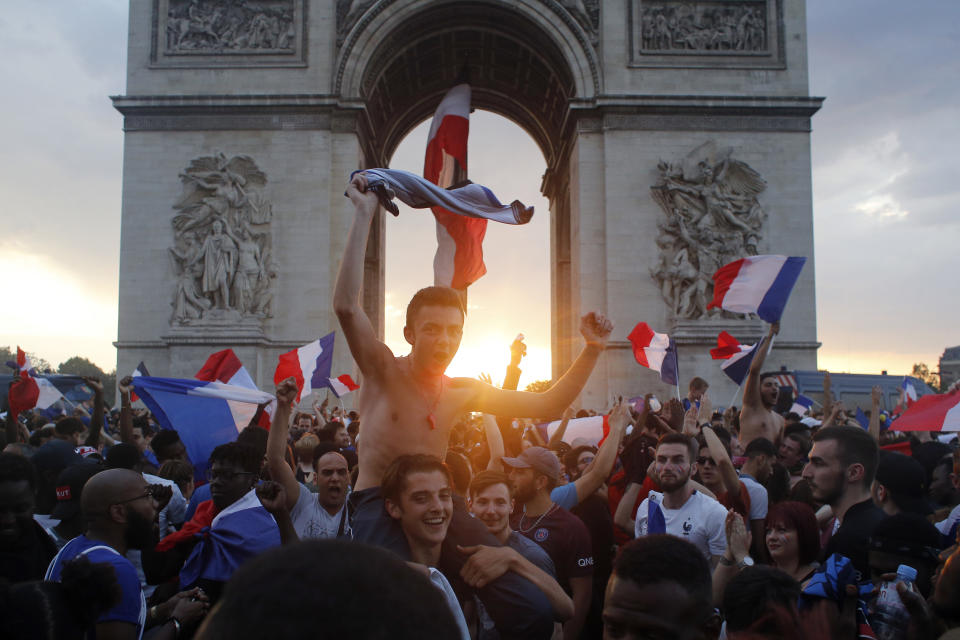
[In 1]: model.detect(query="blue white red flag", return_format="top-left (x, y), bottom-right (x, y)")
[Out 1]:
top-left (273, 332), bottom-right (335, 403)
top-left (327, 374), bottom-right (359, 398)
top-left (7, 347), bottom-right (40, 419)
top-left (647, 497), bottom-right (667, 535)
top-left (196, 349), bottom-right (271, 428)
top-left (627, 322), bottom-right (679, 386)
top-left (711, 333), bottom-right (758, 387)
top-left (707, 255), bottom-right (806, 323)
top-left (131, 376), bottom-right (276, 474)
top-left (424, 82), bottom-right (488, 290)
top-left (790, 394), bottom-right (814, 417)
top-left (855, 407), bottom-right (870, 430)
top-left (179, 490), bottom-right (281, 588)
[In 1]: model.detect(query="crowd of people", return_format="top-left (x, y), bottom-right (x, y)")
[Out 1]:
top-left (2, 174), bottom-right (959, 639)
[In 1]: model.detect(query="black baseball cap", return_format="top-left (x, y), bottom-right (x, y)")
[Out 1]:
top-left (875, 452), bottom-right (932, 516)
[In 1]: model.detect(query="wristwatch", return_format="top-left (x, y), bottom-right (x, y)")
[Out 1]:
top-left (737, 556), bottom-right (755, 569)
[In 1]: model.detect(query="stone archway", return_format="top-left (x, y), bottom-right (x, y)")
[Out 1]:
top-left (336, 0), bottom-right (602, 380)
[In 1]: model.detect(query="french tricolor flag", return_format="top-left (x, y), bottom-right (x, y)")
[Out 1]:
top-left (790, 394), bottom-right (814, 417)
top-left (891, 389), bottom-right (960, 432)
top-left (627, 322), bottom-right (679, 386)
top-left (707, 255), bottom-right (806, 323)
top-left (273, 332), bottom-right (335, 403)
top-left (130, 361), bottom-right (150, 402)
top-left (131, 376), bottom-right (276, 476)
top-left (328, 374), bottom-right (359, 398)
top-left (710, 332), bottom-right (758, 387)
top-left (424, 82), bottom-right (487, 291)
top-left (196, 349), bottom-right (271, 428)
top-left (8, 347), bottom-right (40, 419)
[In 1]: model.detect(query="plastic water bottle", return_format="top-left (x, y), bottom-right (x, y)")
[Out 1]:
top-left (872, 564), bottom-right (918, 640)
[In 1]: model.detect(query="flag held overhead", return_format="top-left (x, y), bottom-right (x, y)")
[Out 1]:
top-left (707, 255), bottom-right (806, 323)
top-left (274, 332), bottom-right (336, 403)
top-left (627, 322), bottom-right (679, 386)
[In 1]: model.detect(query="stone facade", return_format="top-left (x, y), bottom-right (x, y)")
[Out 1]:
top-left (115, 0), bottom-right (820, 408)
top-left (941, 346), bottom-right (960, 390)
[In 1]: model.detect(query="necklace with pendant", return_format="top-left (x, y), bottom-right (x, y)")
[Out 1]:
top-left (405, 359), bottom-right (444, 430)
top-left (517, 502), bottom-right (557, 533)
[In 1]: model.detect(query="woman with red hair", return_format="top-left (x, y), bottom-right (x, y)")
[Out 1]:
top-left (765, 501), bottom-right (821, 585)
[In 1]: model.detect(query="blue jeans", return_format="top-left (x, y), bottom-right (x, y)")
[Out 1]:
top-left (349, 487), bottom-right (554, 639)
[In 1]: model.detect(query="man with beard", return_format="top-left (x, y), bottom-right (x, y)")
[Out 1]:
top-left (503, 447), bottom-right (593, 639)
top-left (739, 323), bottom-right (785, 449)
top-left (44, 468), bottom-right (208, 640)
top-left (267, 387), bottom-right (351, 539)
top-left (633, 433), bottom-right (728, 567)
top-left (802, 425), bottom-right (884, 578)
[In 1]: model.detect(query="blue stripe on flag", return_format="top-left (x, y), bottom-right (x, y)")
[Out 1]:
top-left (648, 499), bottom-right (667, 535)
top-left (855, 407), bottom-right (869, 430)
top-left (309, 332), bottom-right (336, 392)
top-left (660, 337), bottom-right (679, 386)
top-left (720, 346), bottom-right (757, 386)
top-left (756, 256), bottom-right (806, 323)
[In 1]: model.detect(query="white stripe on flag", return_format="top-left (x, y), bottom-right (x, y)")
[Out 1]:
top-left (944, 401), bottom-right (960, 432)
top-left (433, 220), bottom-right (457, 286)
top-left (296, 341), bottom-right (324, 396)
top-left (722, 255), bottom-right (788, 313)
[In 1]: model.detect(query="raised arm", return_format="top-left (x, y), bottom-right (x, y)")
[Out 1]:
top-left (702, 427), bottom-right (742, 499)
top-left (546, 407), bottom-right (574, 451)
top-left (333, 173), bottom-right (394, 376)
top-left (84, 377), bottom-right (105, 448)
top-left (614, 482), bottom-right (642, 534)
top-left (118, 376), bottom-right (134, 445)
top-left (482, 413), bottom-right (506, 472)
top-left (266, 378), bottom-right (301, 511)
top-left (822, 371), bottom-right (833, 418)
top-left (462, 312), bottom-right (612, 418)
top-left (742, 323), bottom-right (778, 409)
top-left (868, 385), bottom-right (882, 441)
top-left (572, 401), bottom-right (631, 504)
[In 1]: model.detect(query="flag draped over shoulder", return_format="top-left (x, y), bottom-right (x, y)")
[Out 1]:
top-left (627, 322), bottom-right (679, 386)
top-left (707, 255), bottom-right (806, 323)
top-left (131, 376), bottom-right (276, 476)
top-left (423, 82), bottom-right (488, 290)
top-left (273, 332), bottom-right (335, 403)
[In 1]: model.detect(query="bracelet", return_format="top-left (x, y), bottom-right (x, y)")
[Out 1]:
top-left (718, 555), bottom-right (736, 566)
top-left (168, 616), bottom-right (182, 638)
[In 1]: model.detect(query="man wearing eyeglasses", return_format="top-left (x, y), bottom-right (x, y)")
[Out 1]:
top-left (45, 468), bottom-right (209, 639)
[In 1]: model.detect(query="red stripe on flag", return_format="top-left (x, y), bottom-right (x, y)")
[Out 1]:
top-left (196, 349), bottom-right (243, 383)
top-left (891, 390), bottom-right (960, 432)
top-left (425, 116), bottom-right (469, 182)
top-left (710, 331), bottom-right (742, 360)
top-left (627, 322), bottom-right (656, 368)
top-left (707, 258), bottom-right (746, 310)
top-left (274, 350), bottom-right (306, 403)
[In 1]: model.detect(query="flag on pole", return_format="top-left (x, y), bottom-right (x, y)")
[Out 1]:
top-left (627, 322), bottom-right (679, 386)
top-left (790, 394), bottom-right (815, 417)
top-left (129, 361), bottom-right (150, 402)
top-left (709, 332), bottom-right (758, 387)
top-left (424, 81), bottom-right (488, 292)
top-left (131, 376), bottom-right (277, 476)
top-left (327, 374), bottom-right (359, 398)
top-left (707, 255), bottom-right (806, 323)
top-left (274, 332), bottom-right (335, 403)
top-left (889, 390), bottom-right (960, 432)
top-left (8, 347), bottom-right (40, 420)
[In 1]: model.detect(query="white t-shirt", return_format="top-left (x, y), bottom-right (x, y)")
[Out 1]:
top-left (289, 483), bottom-right (350, 540)
top-left (936, 503), bottom-right (960, 536)
top-left (634, 490), bottom-right (728, 559)
top-left (739, 472), bottom-right (769, 520)
top-left (429, 567), bottom-right (471, 640)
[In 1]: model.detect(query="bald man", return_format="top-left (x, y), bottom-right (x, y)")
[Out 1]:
top-left (45, 468), bottom-right (208, 640)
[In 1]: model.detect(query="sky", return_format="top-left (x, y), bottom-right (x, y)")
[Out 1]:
top-left (0, 1), bottom-right (957, 384)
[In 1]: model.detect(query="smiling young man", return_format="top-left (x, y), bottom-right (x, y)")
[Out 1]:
top-left (333, 172), bottom-right (612, 637)
top-left (382, 455), bottom-right (470, 640)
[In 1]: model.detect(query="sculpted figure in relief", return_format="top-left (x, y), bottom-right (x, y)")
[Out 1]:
top-left (640, 2), bottom-right (766, 53)
top-left (166, 0), bottom-right (295, 53)
top-left (650, 141), bottom-right (768, 319)
top-left (170, 153), bottom-right (275, 324)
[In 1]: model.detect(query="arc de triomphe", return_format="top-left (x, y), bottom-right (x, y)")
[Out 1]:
top-left (114, 0), bottom-right (821, 408)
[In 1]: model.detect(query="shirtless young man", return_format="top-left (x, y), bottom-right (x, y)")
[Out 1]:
top-left (333, 172), bottom-right (612, 637)
top-left (738, 322), bottom-right (784, 449)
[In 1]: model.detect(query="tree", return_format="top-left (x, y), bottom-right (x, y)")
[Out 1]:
top-left (911, 362), bottom-right (941, 392)
top-left (58, 356), bottom-right (117, 402)
top-left (0, 346), bottom-right (54, 374)
top-left (524, 379), bottom-right (553, 393)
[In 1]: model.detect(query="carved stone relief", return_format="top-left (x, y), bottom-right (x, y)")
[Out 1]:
top-left (650, 142), bottom-right (767, 319)
top-left (639, 1), bottom-right (766, 53)
top-left (169, 153), bottom-right (277, 325)
top-left (164, 0), bottom-right (296, 54)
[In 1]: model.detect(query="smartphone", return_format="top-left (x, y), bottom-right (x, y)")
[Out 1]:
top-left (648, 396), bottom-right (662, 412)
